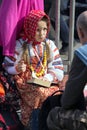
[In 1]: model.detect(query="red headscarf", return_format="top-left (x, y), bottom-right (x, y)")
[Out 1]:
top-left (23, 10), bottom-right (50, 45)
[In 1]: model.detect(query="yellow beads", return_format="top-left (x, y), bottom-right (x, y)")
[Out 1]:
top-left (43, 49), bottom-right (47, 67)
top-left (30, 48), bottom-right (47, 77)
top-left (30, 65), bottom-right (34, 71)
top-left (36, 68), bottom-right (45, 77)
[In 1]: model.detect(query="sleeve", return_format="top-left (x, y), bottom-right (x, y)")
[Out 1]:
top-left (2, 40), bottom-right (23, 75)
top-left (3, 57), bottom-right (19, 75)
top-left (44, 40), bottom-right (64, 82)
top-left (61, 54), bottom-right (87, 109)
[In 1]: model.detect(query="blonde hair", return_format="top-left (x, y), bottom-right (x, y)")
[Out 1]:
top-left (22, 42), bottom-right (29, 64)
top-left (45, 40), bottom-right (53, 62)
top-left (22, 40), bottom-right (52, 64)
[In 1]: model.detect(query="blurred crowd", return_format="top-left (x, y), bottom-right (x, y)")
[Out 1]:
top-left (44, 0), bottom-right (87, 54)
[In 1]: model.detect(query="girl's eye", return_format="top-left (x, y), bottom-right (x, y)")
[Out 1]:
top-left (36, 28), bottom-right (47, 32)
top-left (43, 28), bottom-right (47, 31)
top-left (37, 29), bottom-right (40, 32)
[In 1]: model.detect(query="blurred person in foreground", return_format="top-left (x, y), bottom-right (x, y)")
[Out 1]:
top-left (47, 11), bottom-right (87, 130)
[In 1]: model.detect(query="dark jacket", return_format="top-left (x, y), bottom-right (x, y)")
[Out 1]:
top-left (61, 54), bottom-right (87, 110)
top-left (47, 53), bottom-right (87, 130)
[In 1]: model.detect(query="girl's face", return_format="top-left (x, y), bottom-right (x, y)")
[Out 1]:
top-left (35, 20), bottom-right (48, 42)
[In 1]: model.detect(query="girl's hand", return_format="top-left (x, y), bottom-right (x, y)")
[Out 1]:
top-left (42, 77), bottom-right (49, 81)
top-left (40, 76), bottom-right (50, 81)
top-left (16, 60), bottom-right (26, 72)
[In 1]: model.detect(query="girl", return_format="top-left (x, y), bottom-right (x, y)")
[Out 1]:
top-left (3, 10), bottom-right (64, 128)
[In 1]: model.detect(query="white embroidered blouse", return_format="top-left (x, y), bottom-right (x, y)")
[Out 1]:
top-left (3, 38), bottom-right (64, 82)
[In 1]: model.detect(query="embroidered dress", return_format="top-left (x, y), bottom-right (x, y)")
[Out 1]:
top-left (3, 10), bottom-right (64, 126)
top-left (3, 39), bottom-right (64, 125)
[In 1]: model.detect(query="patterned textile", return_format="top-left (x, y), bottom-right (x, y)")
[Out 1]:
top-left (0, 70), bottom-right (20, 111)
top-left (0, 82), bottom-right (5, 103)
top-left (3, 38), bottom-right (64, 126)
top-left (15, 67), bottom-right (59, 126)
top-left (23, 10), bottom-right (50, 45)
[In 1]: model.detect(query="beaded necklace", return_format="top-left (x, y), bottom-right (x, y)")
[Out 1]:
top-left (28, 43), bottom-right (47, 78)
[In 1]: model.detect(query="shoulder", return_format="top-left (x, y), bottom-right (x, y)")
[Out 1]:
top-left (71, 54), bottom-right (86, 72)
top-left (16, 38), bottom-right (24, 47)
top-left (74, 44), bottom-right (87, 66)
top-left (15, 38), bottom-right (25, 53)
top-left (46, 39), bottom-right (56, 47)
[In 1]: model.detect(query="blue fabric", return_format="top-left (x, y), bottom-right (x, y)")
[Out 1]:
top-left (75, 44), bottom-right (87, 66)
top-left (24, 109), bottom-right (40, 130)
top-left (30, 109), bottom-right (40, 130)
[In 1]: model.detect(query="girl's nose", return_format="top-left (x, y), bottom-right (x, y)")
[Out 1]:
top-left (40, 30), bottom-right (44, 35)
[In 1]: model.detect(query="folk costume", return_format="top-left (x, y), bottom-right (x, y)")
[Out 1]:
top-left (3, 10), bottom-right (64, 126)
